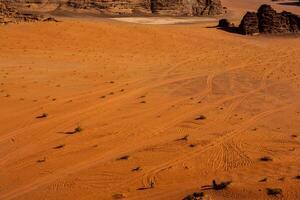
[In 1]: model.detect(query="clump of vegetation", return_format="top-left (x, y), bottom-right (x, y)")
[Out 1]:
top-left (294, 175), bottom-right (300, 179)
top-left (201, 180), bottom-right (231, 191)
top-left (65, 125), bottom-right (83, 134)
top-left (74, 125), bottom-right (83, 133)
top-left (53, 144), bottom-right (65, 149)
top-left (36, 157), bottom-right (46, 163)
top-left (131, 166), bottom-right (141, 172)
top-left (36, 113), bottom-right (48, 119)
top-left (218, 18), bottom-right (231, 28)
top-left (112, 193), bottom-right (126, 199)
top-left (117, 155), bottom-right (130, 160)
top-left (259, 156), bottom-right (273, 162)
top-left (195, 115), bottom-right (206, 120)
top-left (266, 188), bottom-right (282, 196)
top-left (183, 192), bottom-right (204, 200)
top-left (175, 135), bottom-right (189, 141)
top-left (259, 178), bottom-right (267, 182)
top-left (211, 180), bottom-right (231, 190)
top-left (150, 180), bottom-right (155, 188)
top-left (291, 134), bottom-right (297, 138)
top-left (136, 180), bottom-right (155, 190)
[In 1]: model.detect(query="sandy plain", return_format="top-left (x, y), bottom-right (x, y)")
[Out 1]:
top-left (0, 0), bottom-right (300, 200)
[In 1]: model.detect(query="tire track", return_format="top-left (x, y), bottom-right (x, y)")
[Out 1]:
top-left (139, 103), bottom-right (297, 188)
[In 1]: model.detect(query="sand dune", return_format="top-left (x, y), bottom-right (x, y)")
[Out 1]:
top-left (110, 17), bottom-right (218, 25)
top-left (0, 1), bottom-right (300, 200)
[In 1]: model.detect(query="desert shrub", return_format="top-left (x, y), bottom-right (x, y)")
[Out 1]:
top-left (176, 135), bottom-right (189, 141)
top-left (266, 188), bottom-right (282, 196)
top-left (218, 19), bottom-right (231, 27)
top-left (37, 157), bottom-right (46, 163)
top-left (131, 166), bottom-right (141, 171)
top-left (74, 125), bottom-right (83, 133)
top-left (195, 115), bottom-right (206, 120)
top-left (212, 180), bottom-right (231, 190)
top-left (259, 156), bottom-right (272, 162)
top-left (183, 192), bottom-right (204, 200)
top-left (36, 113), bottom-right (48, 118)
top-left (117, 155), bottom-right (129, 160)
top-left (53, 144), bottom-right (65, 149)
top-left (259, 178), bottom-right (267, 182)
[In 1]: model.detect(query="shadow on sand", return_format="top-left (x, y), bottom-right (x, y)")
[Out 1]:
top-left (206, 25), bottom-right (240, 34)
top-left (57, 131), bottom-right (78, 135)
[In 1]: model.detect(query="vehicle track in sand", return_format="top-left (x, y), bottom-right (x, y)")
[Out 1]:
top-left (139, 103), bottom-right (297, 188)
top-left (1, 59), bottom-right (289, 199)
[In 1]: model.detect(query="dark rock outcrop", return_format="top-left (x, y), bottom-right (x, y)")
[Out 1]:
top-left (239, 4), bottom-right (300, 35)
top-left (218, 18), bottom-right (234, 28)
top-left (0, 0), bottom-right (224, 16)
top-left (239, 12), bottom-right (259, 35)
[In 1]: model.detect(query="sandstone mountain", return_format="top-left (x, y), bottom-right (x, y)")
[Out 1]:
top-left (0, 0), bottom-right (224, 16)
top-left (239, 4), bottom-right (300, 35)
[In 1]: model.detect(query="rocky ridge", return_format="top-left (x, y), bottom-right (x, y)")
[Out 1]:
top-left (0, 0), bottom-right (224, 16)
top-left (0, 2), bottom-right (58, 24)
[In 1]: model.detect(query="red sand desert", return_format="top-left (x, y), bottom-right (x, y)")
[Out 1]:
top-left (0, 0), bottom-right (300, 199)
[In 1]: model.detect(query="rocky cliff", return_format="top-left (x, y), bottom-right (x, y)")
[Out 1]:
top-left (239, 4), bottom-right (300, 35)
top-left (0, 2), bottom-right (58, 24)
top-left (0, 0), bottom-right (224, 16)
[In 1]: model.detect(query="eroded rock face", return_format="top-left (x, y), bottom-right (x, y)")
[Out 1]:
top-left (0, 2), bottom-right (57, 24)
top-left (0, 0), bottom-right (224, 16)
top-left (239, 12), bottom-right (259, 35)
top-left (239, 4), bottom-right (300, 35)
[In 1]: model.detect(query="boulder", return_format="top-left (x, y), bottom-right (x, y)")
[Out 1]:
top-left (218, 18), bottom-right (233, 28)
top-left (218, 19), bottom-right (230, 28)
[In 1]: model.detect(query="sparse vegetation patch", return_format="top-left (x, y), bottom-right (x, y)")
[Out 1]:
top-left (266, 188), bottom-right (282, 196)
top-left (36, 113), bottom-right (48, 119)
top-left (117, 155), bottom-right (130, 160)
top-left (195, 115), bottom-right (206, 120)
top-left (259, 156), bottom-right (273, 162)
top-left (183, 192), bottom-right (204, 200)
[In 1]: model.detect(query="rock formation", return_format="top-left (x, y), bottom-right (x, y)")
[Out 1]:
top-left (0, 0), bottom-right (224, 16)
top-left (239, 12), bottom-right (259, 35)
top-left (0, 2), bottom-right (58, 24)
top-left (239, 4), bottom-right (300, 35)
top-left (218, 18), bottom-right (233, 28)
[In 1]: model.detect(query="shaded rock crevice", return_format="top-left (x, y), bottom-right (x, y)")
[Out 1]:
top-left (150, 0), bottom-right (157, 13)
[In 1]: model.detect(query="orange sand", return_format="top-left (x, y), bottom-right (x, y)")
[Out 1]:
top-left (0, 1), bottom-right (300, 199)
